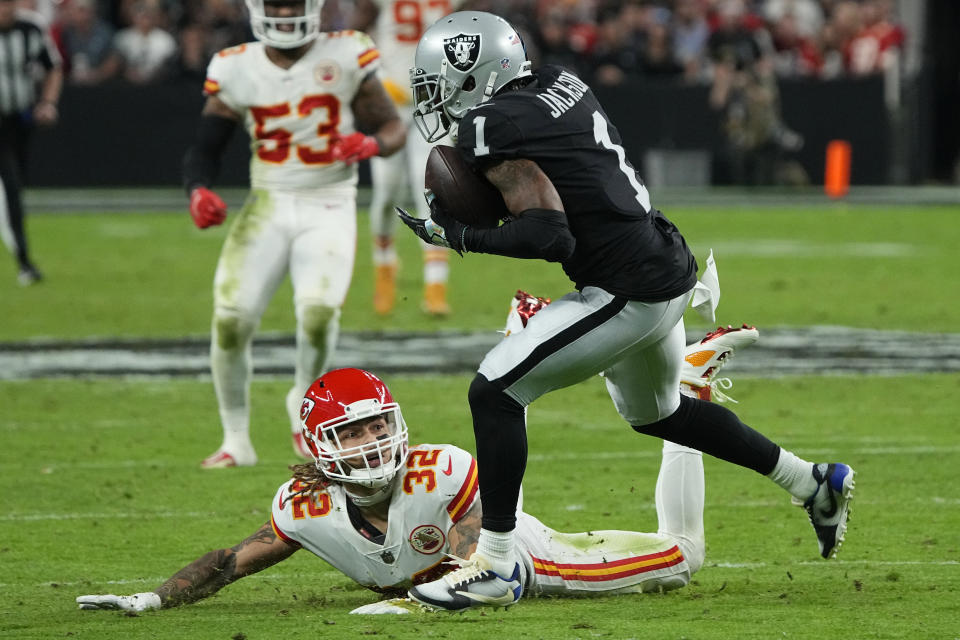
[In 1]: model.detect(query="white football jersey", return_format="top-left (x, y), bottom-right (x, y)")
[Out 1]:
top-left (368, 0), bottom-right (465, 104)
top-left (271, 443), bottom-right (478, 590)
top-left (203, 32), bottom-right (382, 192)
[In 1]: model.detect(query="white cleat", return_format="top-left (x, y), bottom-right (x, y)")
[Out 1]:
top-left (680, 324), bottom-right (759, 402)
top-left (803, 463), bottom-right (856, 559)
top-left (408, 554), bottom-right (522, 611)
top-left (200, 445), bottom-right (257, 469)
top-left (350, 598), bottom-right (427, 615)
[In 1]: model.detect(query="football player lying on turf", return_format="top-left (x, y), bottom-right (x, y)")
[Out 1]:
top-left (76, 324), bottom-right (757, 613)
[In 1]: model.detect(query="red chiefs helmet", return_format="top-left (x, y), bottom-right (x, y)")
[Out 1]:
top-left (298, 368), bottom-right (408, 501)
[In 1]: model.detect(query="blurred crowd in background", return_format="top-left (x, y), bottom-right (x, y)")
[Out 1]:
top-left (18, 0), bottom-right (905, 88)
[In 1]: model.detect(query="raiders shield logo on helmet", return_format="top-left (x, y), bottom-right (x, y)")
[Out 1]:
top-left (443, 34), bottom-right (480, 72)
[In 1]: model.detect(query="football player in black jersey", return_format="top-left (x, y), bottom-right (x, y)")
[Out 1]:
top-left (398, 11), bottom-right (856, 611)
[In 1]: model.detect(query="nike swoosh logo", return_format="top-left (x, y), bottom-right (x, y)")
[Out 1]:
top-left (819, 484), bottom-right (838, 519)
top-left (456, 589), bottom-right (517, 606)
top-left (442, 456), bottom-right (453, 476)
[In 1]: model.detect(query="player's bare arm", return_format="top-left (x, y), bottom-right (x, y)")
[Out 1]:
top-left (447, 500), bottom-right (482, 558)
top-left (352, 75), bottom-right (406, 156)
top-left (483, 159), bottom-right (564, 215)
top-left (347, 0), bottom-right (378, 31)
top-left (402, 154), bottom-right (574, 260)
top-left (154, 521), bottom-right (299, 608)
top-left (200, 95), bottom-right (242, 122)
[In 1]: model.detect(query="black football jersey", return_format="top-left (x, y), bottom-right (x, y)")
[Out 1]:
top-left (456, 65), bottom-right (698, 302)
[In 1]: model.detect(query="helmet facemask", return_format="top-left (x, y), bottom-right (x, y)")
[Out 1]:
top-left (303, 398), bottom-right (408, 505)
top-left (410, 65), bottom-right (455, 143)
top-left (245, 0), bottom-right (323, 49)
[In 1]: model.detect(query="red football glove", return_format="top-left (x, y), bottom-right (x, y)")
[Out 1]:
top-left (188, 187), bottom-right (227, 229)
top-left (330, 132), bottom-right (380, 165)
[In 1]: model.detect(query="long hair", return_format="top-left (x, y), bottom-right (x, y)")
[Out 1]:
top-left (283, 462), bottom-right (333, 505)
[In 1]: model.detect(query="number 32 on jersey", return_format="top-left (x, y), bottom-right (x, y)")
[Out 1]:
top-left (403, 448), bottom-right (442, 493)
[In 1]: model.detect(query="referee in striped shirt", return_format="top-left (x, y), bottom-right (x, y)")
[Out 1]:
top-left (0, 0), bottom-right (61, 286)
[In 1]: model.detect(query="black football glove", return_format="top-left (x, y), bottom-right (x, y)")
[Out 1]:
top-left (396, 198), bottom-right (467, 255)
top-left (427, 197), bottom-right (468, 254)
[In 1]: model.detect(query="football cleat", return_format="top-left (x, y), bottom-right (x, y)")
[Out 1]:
top-left (291, 431), bottom-right (313, 460)
top-left (201, 446), bottom-right (257, 469)
top-left (408, 555), bottom-right (522, 611)
top-left (17, 265), bottom-right (43, 287)
top-left (422, 282), bottom-right (451, 316)
top-left (373, 264), bottom-right (397, 315)
top-left (502, 290), bottom-right (551, 336)
top-left (680, 324), bottom-right (758, 402)
top-left (350, 597), bottom-right (428, 615)
top-left (803, 463), bottom-right (856, 559)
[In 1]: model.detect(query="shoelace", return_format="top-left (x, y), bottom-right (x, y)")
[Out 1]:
top-left (708, 377), bottom-right (737, 403)
top-left (441, 555), bottom-right (488, 588)
top-left (700, 341), bottom-right (743, 402)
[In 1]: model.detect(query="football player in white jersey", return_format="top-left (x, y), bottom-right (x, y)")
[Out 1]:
top-left (348, 0), bottom-right (472, 316)
top-left (76, 324), bottom-right (760, 613)
top-left (181, 0), bottom-right (406, 469)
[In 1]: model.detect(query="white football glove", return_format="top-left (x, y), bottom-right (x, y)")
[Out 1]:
top-left (76, 592), bottom-right (162, 612)
top-left (349, 597), bottom-right (426, 615)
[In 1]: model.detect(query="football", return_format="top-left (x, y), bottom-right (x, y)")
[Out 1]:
top-left (424, 144), bottom-right (509, 229)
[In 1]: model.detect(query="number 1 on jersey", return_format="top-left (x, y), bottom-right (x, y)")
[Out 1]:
top-left (473, 116), bottom-right (490, 156)
top-left (592, 111), bottom-right (651, 211)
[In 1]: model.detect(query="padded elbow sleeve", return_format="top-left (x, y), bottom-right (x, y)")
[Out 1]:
top-left (463, 208), bottom-right (575, 261)
top-left (182, 114), bottom-right (237, 194)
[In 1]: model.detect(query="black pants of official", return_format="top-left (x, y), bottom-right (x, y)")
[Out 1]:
top-left (0, 115), bottom-right (33, 270)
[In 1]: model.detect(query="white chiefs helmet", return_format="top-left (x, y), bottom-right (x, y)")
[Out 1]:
top-left (299, 368), bottom-right (408, 506)
top-left (245, 0), bottom-right (323, 49)
top-left (410, 11), bottom-right (532, 142)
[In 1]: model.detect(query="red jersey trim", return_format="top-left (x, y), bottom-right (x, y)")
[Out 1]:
top-left (446, 458), bottom-right (478, 523)
top-left (531, 545), bottom-right (684, 582)
top-left (357, 48), bottom-right (380, 68)
top-left (203, 78), bottom-right (221, 96)
top-left (270, 515), bottom-right (297, 546)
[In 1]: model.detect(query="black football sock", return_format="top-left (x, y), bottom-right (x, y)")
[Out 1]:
top-left (468, 373), bottom-right (526, 532)
top-left (633, 394), bottom-right (780, 475)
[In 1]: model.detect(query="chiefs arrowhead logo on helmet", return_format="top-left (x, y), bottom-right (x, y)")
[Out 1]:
top-left (299, 398), bottom-right (315, 423)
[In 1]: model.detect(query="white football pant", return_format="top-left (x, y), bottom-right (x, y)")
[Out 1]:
top-left (516, 440), bottom-right (705, 595)
top-left (211, 188), bottom-right (357, 451)
top-left (479, 286), bottom-right (693, 426)
top-left (368, 125), bottom-right (448, 283)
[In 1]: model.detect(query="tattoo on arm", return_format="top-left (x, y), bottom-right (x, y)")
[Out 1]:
top-left (484, 160), bottom-right (563, 213)
top-left (448, 502), bottom-right (482, 559)
top-left (154, 549), bottom-right (238, 608)
top-left (154, 522), bottom-right (294, 608)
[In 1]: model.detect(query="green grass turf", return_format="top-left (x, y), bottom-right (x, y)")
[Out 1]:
top-left (1, 203), bottom-right (958, 340)
top-left (1, 374), bottom-right (958, 639)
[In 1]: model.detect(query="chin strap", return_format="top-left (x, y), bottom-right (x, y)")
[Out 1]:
top-left (345, 474), bottom-right (397, 507)
top-left (482, 71), bottom-right (499, 102)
